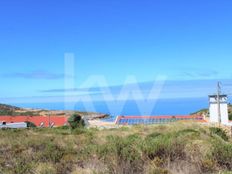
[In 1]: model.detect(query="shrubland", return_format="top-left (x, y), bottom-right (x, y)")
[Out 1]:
top-left (0, 122), bottom-right (232, 174)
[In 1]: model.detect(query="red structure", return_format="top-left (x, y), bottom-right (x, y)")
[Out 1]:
top-left (0, 116), bottom-right (68, 127)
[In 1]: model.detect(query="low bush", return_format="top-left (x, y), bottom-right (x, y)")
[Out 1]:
top-left (229, 113), bottom-right (232, 121)
top-left (142, 132), bottom-right (185, 161)
top-left (0, 123), bottom-right (232, 174)
top-left (25, 121), bottom-right (37, 128)
top-left (68, 113), bottom-right (85, 129)
top-left (209, 127), bottom-right (229, 141)
top-left (212, 141), bottom-right (232, 170)
top-left (98, 134), bottom-right (144, 174)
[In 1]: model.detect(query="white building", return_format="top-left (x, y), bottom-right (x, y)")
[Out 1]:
top-left (209, 95), bottom-right (231, 126)
top-left (0, 122), bottom-right (27, 129)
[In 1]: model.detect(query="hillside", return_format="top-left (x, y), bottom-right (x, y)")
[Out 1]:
top-left (0, 122), bottom-right (231, 174)
top-left (192, 105), bottom-right (232, 120)
top-left (0, 103), bottom-right (108, 119)
top-left (0, 103), bottom-right (42, 116)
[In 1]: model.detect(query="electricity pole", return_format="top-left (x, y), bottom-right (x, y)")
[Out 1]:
top-left (49, 111), bottom-right (51, 128)
top-left (217, 82), bottom-right (221, 127)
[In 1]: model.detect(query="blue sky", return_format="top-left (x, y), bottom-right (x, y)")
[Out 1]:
top-left (0, 0), bottom-right (232, 104)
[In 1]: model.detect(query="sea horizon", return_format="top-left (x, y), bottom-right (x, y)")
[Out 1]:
top-left (7, 97), bottom-right (222, 116)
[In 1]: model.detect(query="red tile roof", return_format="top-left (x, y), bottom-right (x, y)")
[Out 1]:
top-left (0, 116), bottom-right (68, 127)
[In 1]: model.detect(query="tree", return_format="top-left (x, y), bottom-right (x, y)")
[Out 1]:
top-left (68, 113), bottom-right (85, 129)
top-left (25, 121), bottom-right (37, 128)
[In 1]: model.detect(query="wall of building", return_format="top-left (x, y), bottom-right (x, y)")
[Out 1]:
top-left (221, 104), bottom-right (229, 125)
top-left (209, 103), bottom-right (219, 123)
top-left (209, 95), bottom-right (230, 125)
top-left (0, 122), bottom-right (27, 129)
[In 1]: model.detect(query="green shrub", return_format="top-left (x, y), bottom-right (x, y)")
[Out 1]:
top-left (0, 110), bottom-right (14, 115)
top-left (210, 127), bottom-right (229, 141)
top-left (56, 125), bottom-right (69, 130)
top-left (146, 132), bottom-right (162, 139)
top-left (38, 143), bottom-right (65, 163)
top-left (212, 141), bottom-right (232, 170)
top-left (25, 121), bottom-right (37, 128)
top-left (35, 163), bottom-right (56, 174)
top-left (98, 134), bottom-right (144, 174)
top-left (68, 113), bottom-right (85, 129)
top-left (142, 133), bottom-right (185, 161)
top-left (13, 158), bottom-right (34, 174)
top-left (71, 128), bottom-right (86, 135)
top-left (0, 122), bottom-right (231, 174)
top-left (147, 167), bottom-right (169, 174)
top-left (221, 171), bottom-right (232, 174)
top-left (229, 113), bottom-right (232, 121)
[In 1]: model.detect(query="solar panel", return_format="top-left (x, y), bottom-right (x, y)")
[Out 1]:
top-left (117, 116), bottom-right (203, 125)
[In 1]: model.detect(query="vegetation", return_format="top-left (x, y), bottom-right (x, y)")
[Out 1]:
top-left (191, 108), bottom-right (208, 116)
top-left (0, 103), bottom-right (107, 120)
top-left (209, 127), bottom-right (229, 141)
top-left (229, 111), bottom-right (232, 121)
top-left (25, 121), bottom-right (37, 128)
top-left (0, 103), bottom-right (21, 111)
top-left (0, 122), bottom-right (232, 174)
top-left (0, 103), bottom-right (42, 116)
top-left (68, 113), bottom-right (85, 129)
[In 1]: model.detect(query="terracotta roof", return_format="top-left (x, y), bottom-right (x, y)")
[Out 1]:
top-left (0, 116), bottom-right (68, 127)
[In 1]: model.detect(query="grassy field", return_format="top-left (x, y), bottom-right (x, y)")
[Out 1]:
top-left (0, 122), bottom-right (232, 174)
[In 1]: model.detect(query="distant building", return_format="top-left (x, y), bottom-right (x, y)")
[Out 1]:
top-left (0, 116), bottom-right (67, 127)
top-left (209, 95), bottom-right (231, 125)
top-left (0, 122), bottom-right (27, 129)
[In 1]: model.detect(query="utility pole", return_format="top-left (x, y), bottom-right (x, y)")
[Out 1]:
top-left (48, 111), bottom-right (51, 128)
top-left (217, 82), bottom-right (221, 127)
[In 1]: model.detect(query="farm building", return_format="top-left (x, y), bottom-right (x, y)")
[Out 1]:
top-left (0, 116), bottom-right (67, 127)
top-left (0, 122), bottom-right (27, 129)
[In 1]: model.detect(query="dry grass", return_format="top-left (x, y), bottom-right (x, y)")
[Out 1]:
top-left (0, 122), bottom-right (232, 174)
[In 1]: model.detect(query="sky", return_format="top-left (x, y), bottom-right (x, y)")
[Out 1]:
top-left (0, 0), bottom-right (232, 104)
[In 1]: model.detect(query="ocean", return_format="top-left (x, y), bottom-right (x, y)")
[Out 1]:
top-left (12, 97), bottom-right (213, 116)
